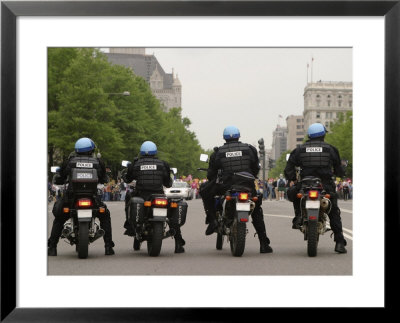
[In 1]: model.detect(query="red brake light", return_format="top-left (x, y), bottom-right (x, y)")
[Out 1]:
top-left (152, 198), bottom-right (168, 207)
top-left (77, 199), bottom-right (92, 207)
top-left (308, 191), bottom-right (319, 199)
top-left (238, 193), bottom-right (249, 201)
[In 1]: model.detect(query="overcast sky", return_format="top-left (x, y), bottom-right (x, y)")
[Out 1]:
top-left (145, 47), bottom-right (352, 151)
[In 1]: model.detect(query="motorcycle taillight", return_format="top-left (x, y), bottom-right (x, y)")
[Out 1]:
top-left (308, 190), bottom-right (319, 199)
top-left (238, 192), bottom-right (249, 201)
top-left (152, 198), bottom-right (168, 207)
top-left (77, 198), bottom-right (92, 208)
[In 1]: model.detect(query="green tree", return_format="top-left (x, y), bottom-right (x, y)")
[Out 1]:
top-left (48, 48), bottom-right (209, 180)
top-left (325, 111), bottom-right (353, 179)
top-left (269, 150), bottom-right (291, 179)
top-left (48, 48), bottom-right (124, 166)
top-left (48, 48), bottom-right (79, 169)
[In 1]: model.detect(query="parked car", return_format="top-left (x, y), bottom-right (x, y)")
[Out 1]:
top-left (164, 180), bottom-right (193, 200)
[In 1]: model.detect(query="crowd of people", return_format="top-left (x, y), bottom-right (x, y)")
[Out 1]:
top-left (255, 176), bottom-right (353, 201)
top-left (49, 172), bottom-right (353, 203)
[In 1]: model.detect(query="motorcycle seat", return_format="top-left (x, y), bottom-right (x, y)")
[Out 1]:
top-left (150, 193), bottom-right (167, 200)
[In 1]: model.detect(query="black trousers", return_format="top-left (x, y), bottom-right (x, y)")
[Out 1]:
top-left (48, 194), bottom-right (114, 248)
top-left (200, 180), bottom-right (270, 243)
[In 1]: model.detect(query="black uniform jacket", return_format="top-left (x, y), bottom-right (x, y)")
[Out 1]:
top-left (284, 138), bottom-right (345, 183)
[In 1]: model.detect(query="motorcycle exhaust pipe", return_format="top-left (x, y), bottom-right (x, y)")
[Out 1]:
top-left (62, 227), bottom-right (72, 238)
top-left (320, 198), bottom-right (331, 210)
top-left (90, 228), bottom-right (105, 243)
top-left (163, 228), bottom-right (176, 239)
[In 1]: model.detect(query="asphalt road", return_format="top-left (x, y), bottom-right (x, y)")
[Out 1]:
top-left (47, 197), bottom-right (352, 276)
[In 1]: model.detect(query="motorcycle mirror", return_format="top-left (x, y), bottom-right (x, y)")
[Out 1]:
top-left (341, 159), bottom-right (348, 167)
top-left (51, 166), bottom-right (60, 173)
top-left (122, 160), bottom-right (131, 167)
top-left (200, 154), bottom-right (209, 162)
top-left (286, 153), bottom-right (290, 161)
top-left (171, 168), bottom-right (177, 174)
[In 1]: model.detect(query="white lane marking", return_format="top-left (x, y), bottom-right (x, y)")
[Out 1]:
top-left (341, 208), bottom-right (352, 214)
top-left (264, 213), bottom-right (353, 240)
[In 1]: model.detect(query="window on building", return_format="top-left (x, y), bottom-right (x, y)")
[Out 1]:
top-left (325, 121), bottom-right (329, 128)
top-left (349, 100), bottom-right (352, 108)
top-left (316, 111), bottom-right (321, 118)
top-left (296, 138), bottom-right (303, 142)
top-left (296, 125), bottom-right (301, 129)
top-left (338, 101), bottom-right (342, 107)
top-left (327, 100), bottom-right (331, 107)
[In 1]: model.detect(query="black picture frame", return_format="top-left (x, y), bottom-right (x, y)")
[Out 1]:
top-left (1, 0), bottom-right (399, 321)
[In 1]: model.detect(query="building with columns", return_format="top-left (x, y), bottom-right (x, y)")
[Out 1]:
top-left (286, 115), bottom-right (305, 151)
top-left (303, 81), bottom-right (352, 132)
top-left (105, 48), bottom-right (182, 112)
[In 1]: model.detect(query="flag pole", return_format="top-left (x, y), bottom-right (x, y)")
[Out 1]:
top-left (311, 56), bottom-right (314, 83)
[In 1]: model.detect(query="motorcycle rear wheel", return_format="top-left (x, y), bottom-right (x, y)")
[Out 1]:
top-left (147, 222), bottom-right (163, 257)
top-left (230, 218), bottom-right (246, 257)
top-left (77, 222), bottom-right (89, 259)
top-left (307, 221), bottom-right (319, 257)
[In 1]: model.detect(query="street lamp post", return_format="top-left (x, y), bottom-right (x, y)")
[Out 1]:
top-left (106, 91), bottom-right (131, 96)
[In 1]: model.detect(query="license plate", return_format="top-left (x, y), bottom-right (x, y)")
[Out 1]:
top-left (77, 173), bottom-right (93, 179)
top-left (236, 203), bottom-right (250, 211)
top-left (77, 209), bottom-right (92, 219)
top-left (306, 200), bottom-right (320, 209)
top-left (153, 208), bottom-right (167, 216)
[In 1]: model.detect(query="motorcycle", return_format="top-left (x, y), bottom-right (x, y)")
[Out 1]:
top-left (296, 176), bottom-right (331, 257)
top-left (51, 165), bottom-right (106, 259)
top-left (121, 161), bottom-right (187, 257)
top-left (198, 154), bottom-right (257, 257)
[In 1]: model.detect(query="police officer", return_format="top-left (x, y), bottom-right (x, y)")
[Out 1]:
top-left (199, 126), bottom-right (273, 253)
top-left (123, 141), bottom-right (186, 253)
top-left (284, 123), bottom-right (347, 253)
top-left (48, 137), bottom-right (115, 256)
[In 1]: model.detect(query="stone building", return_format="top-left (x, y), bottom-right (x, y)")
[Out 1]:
top-left (286, 115), bottom-right (305, 150)
top-left (105, 48), bottom-right (182, 112)
top-left (271, 125), bottom-right (288, 161)
top-left (303, 81), bottom-right (353, 131)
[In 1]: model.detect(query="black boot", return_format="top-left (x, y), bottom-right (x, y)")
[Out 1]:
top-left (105, 246), bottom-right (115, 255)
top-left (105, 242), bottom-right (115, 255)
top-left (292, 215), bottom-right (302, 229)
top-left (206, 220), bottom-right (218, 235)
top-left (48, 246), bottom-right (57, 256)
top-left (174, 237), bottom-right (185, 254)
top-left (258, 232), bottom-right (273, 253)
top-left (334, 240), bottom-right (347, 253)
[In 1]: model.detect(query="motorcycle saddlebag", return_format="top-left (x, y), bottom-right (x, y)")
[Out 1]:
top-left (70, 168), bottom-right (98, 194)
top-left (177, 200), bottom-right (188, 226)
top-left (129, 197), bottom-right (145, 225)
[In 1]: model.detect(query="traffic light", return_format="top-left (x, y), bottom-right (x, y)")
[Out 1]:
top-left (258, 138), bottom-right (265, 157)
top-left (268, 158), bottom-right (275, 169)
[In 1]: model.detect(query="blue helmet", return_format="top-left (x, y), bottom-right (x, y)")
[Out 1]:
top-left (75, 137), bottom-right (96, 154)
top-left (223, 126), bottom-right (240, 140)
top-left (140, 141), bottom-right (157, 156)
top-left (307, 123), bottom-right (327, 139)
